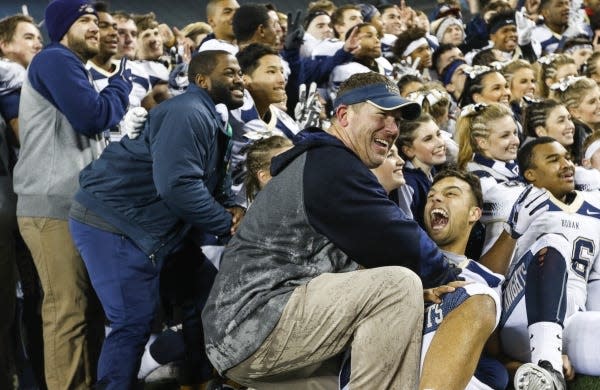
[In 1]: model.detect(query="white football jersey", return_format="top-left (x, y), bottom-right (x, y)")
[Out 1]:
top-left (531, 24), bottom-right (560, 55)
top-left (422, 251), bottom-right (505, 390)
top-left (328, 58), bottom-right (393, 101)
top-left (479, 180), bottom-right (525, 255)
top-left (86, 60), bottom-right (152, 142)
top-left (381, 33), bottom-right (397, 60)
top-left (444, 251), bottom-right (504, 303)
top-left (0, 58), bottom-right (25, 96)
top-left (300, 32), bottom-right (321, 58)
top-left (229, 90), bottom-right (300, 206)
top-left (310, 38), bottom-right (344, 59)
top-left (133, 60), bottom-right (169, 87)
top-left (466, 156), bottom-right (520, 195)
top-left (513, 191), bottom-right (600, 313)
top-left (87, 59), bottom-right (151, 109)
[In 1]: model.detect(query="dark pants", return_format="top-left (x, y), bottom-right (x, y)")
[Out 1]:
top-left (160, 244), bottom-right (217, 384)
top-left (0, 227), bottom-right (17, 390)
top-left (14, 237), bottom-right (46, 389)
top-left (69, 219), bottom-right (164, 390)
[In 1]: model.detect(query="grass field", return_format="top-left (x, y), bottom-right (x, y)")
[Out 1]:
top-left (569, 375), bottom-right (600, 390)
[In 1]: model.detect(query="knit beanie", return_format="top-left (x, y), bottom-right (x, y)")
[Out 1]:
top-left (45, 0), bottom-right (97, 42)
top-left (432, 16), bottom-right (464, 44)
top-left (358, 3), bottom-right (378, 23)
top-left (304, 10), bottom-right (328, 30)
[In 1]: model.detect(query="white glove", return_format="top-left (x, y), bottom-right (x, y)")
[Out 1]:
top-left (121, 107), bottom-right (148, 139)
top-left (505, 185), bottom-right (549, 239)
top-left (392, 57), bottom-right (421, 81)
top-left (516, 8), bottom-right (536, 46)
top-left (294, 82), bottom-right (322, 129)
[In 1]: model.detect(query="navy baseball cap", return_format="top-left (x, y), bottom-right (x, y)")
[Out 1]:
top-left (333, 83), bottom-right (421, 120)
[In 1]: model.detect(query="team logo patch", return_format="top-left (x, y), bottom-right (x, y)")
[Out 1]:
top-left (385, 83), bottom-right (400, 95)
top-left (79, 4), bottom-right (95, 13)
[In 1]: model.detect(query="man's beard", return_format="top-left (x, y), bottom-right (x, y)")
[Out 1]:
top-left (209, 81), bottom-right (244, 110)
top-left (68, 34), bottom-right (99, 62)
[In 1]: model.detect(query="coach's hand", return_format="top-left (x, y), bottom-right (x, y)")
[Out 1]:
top-left (424, 280), bottom-right (471, 304)
top-left (227, 206), bottom-right (245, 235)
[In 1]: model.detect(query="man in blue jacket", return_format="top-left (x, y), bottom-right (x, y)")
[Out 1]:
top-left (203, 72), bottom-right (461, 389)
top-left (68, 50), bottom-right (245, 389)
top-left (12, 1), bottom-right (132, 388)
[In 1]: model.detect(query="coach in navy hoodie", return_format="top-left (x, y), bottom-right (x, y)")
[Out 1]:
top-left (68, 51), bottom-right (245, 389)
top-left (203, 72), bottom-right (461, 389)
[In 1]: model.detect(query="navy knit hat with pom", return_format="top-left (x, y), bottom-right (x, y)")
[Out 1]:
top-left (45, 0), bottom-right (97, 42)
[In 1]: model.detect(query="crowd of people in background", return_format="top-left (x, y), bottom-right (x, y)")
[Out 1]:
top-left (2, 0), bottom-right (600, 388)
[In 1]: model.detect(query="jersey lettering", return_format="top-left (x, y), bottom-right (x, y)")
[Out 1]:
top-left (572, 237), bottom-right (595, 278)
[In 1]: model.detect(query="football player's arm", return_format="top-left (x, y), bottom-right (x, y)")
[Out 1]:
top-left (481, 220), bottom-right (507, 256)
top-left (8, 118), bottom-right (18, 142)
top-left (481, 186), bottom-right (550, 275)
top-left (479, 230), bottom-right (515, 276)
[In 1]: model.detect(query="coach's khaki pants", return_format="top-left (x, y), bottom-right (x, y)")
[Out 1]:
top-left (226, 266), bottom-right (424, 390)
top-left (18, 217), bottom-right (102, 390)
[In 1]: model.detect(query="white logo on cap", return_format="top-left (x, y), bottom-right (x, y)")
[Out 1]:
top-left (385, 83), bottom-right (400, 95)
top-left (78, 4), bottom-right (94, 13)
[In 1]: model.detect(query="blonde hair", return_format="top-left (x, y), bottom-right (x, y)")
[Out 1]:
top-left (554, 77), bottom-right (597, 110)
top-left (132, 12), bottom-right (159, 32)
top-left (585, 51), bottom-right (600, 79)
top-left (181, 22), bottom-right (212, 39)
top-left (245, 136), bottom-right (293, 202)
top-left (583, 130), bottom-right (600, 151)
top-left (537, 54), bottom-right (576, 98)
top-left (502, 59), bottom-right (537, 102)
top-left (456, 103), bottom-right (514, 169)
top-left (413, 83), bottom-right (450, 126)
top-left (308, 0), bottom-right (336, 14)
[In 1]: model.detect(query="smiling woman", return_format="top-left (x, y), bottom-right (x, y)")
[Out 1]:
top-left (553, 76), bottom-right (600, 163)
top-left (371, 144), bottom-right (406, 194)
top-left (524, 99), bottom-right (577, 157)
top-left (454, 103), bottom-right (522, 260)
top-left (460, 68), bottom-right (511, 108)
top-left (502, 59), bottom-right (537, 105)
top-left (456, 103), bottom-right (520, 189)
top-left (394, 113), bottom-right (446, 228)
